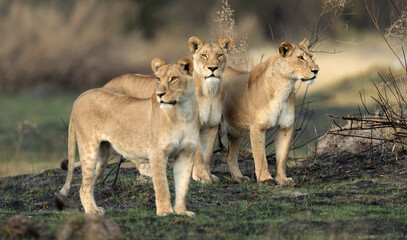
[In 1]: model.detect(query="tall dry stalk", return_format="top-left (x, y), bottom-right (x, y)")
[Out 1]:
top-left (213, 0), bottom-right (248, 69)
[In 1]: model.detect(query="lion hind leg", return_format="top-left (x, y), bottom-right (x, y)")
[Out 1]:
top-left (79, 142), bottom-right (104, 214)
top-left (249, 127), bottom-right (273, 184)
top-left (94, 141), bottom-right (114, 183)
top-left (225, 134), bottom-right (250, 183)
top-left (136, 163), bottom-right (152, 177)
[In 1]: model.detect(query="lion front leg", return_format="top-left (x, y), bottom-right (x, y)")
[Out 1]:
top-left (150, 152), bottom-right (173, 216)
top-left (274, 126), bottom-right (294, 185)
top-left (250, 127), bottom-right (273, 185)
top-left (192, 126), bottom-right (219, 183)
top-left (173, 148), bottom-right (195, 217)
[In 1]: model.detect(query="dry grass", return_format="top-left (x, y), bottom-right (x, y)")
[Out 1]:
top-left (322, 0), bottom-right (348, 14)
top-left (0, 1), bottom-right (133, 92)
top-left (0, 159), bottom-right (57, 177)
top-left (386, 8), bottom-right (407, 46)
top-left (0, 0), bottom-right (191, 93)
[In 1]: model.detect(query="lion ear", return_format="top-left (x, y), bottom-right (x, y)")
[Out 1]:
top-left (151, 58), bottom-right (165, 73)
top-left (188, 37), bottom-right (202, 54)
top-left (299, 38), bottom-right (310, 48)
top-left (279, 42), bottom-right (294, 57)
top-left (219, 36), bottom-right (233, 53)
top-left (178, 57), bottom-right (194, 76)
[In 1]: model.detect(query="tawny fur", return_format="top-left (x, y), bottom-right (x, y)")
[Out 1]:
top-left (222, 39), bottom-right (319, 185)
top-left (102, 36), bottom-right (233, 184)
top-left (56, 58), bottom-right (200, 216)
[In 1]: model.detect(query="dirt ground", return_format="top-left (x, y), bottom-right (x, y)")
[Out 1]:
top-left (1, 148), bottom-right (407, 239)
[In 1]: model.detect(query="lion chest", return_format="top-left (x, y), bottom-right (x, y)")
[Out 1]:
top-left (258, 97), bottom-right (294, 130)
top-left (277, 101), bottom-right (295, 129)
top-left (197, 95), bottom-right (222, 128)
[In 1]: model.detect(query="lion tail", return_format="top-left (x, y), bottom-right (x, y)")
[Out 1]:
top-left (55, 117), bottom-right (77, 210)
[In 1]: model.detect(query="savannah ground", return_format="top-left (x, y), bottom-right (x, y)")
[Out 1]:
top-left (1, 0), bottom-right (407, 239)
top-left (1, 152), bottom-right (407, 239)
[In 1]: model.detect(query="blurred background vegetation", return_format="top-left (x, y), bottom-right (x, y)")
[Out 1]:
top-left (0, 0), bottom-right (406, 176)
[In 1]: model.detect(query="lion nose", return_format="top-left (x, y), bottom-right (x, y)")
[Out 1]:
top-left (208, 66), bottom-right (218, 72)
top-left (311, 69), bottom-right (319, 74)
top-left (157, 92), bottom-right (166, 98)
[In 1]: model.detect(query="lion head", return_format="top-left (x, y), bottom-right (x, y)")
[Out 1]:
top-left (278, 38), bottom-right (319, 85)
top-left (151, 57), bottom-right (195, 110)
top-left (188, 36), bottom-right (233, 81)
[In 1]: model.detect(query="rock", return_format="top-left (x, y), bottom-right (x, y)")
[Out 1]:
top-left (308, 124), bottom-right (384, 157)
top-left (56, 213), bottom-right (121, 240)
top-left (2, 214), bottom-right (39, 238)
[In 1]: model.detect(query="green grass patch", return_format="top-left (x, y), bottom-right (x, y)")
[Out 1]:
top-left (0, 88), bottom-right (79, 176)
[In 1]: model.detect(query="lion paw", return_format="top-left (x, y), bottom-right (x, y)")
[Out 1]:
top-left (258, 178), bottom-right (275, 186)
top-left (181, 211), bottom-right (195, 217)
top-left (175, 209), bottom-right (195, 217)
top-left (235, 176), bottom-right (250, 183)
top-left (192, 172), bottom-right (212, 184)
top-left (157, 208), bottom-right (174, 216)
top-left (87, 207), bottom-right (105, 215)
top-left (275, 177), bottom-right (293, 186)
top-left (96, 207), bottom-right (105, 215)
top-left (210, 174), bottom-right (220, 182)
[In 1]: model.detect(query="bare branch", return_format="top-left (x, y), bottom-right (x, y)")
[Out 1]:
top-left (364, 0), bottom-right (407, 71)
top-left (309, 0), bottom-right (350, 49)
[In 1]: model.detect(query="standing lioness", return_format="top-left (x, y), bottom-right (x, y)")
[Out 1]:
top-left (104, 36), bottom-right (233, 183)
top-left (222, 39), bottom-right (319, 185)
top-left (56, 58), bottom-right (199, 216)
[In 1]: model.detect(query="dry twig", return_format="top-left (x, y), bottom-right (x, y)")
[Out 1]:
top-left (309, 0), bottom-right (350, 49)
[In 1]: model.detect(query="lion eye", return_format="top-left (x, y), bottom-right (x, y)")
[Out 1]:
top-left (156, 77), bottom-right (161, 82)
top-left (217, 54), bottom-right (223, 59)
top-left (170, 76), bottom-right (178, 82)
top-left (201, 54), bottom-right (208, 59)
top-left (298, 56), bottom-right (305, 61)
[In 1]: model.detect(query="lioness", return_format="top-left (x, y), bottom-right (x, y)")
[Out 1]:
top-left (222, 39), bottom-right (319, 185)
top-left (56, 58), bottom-right (199, 216)
top-left (103, 36), bottom-right (233, 184)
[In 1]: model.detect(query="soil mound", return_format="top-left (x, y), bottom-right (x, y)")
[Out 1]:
top-left (56, 213), bottom-right (121, 240)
